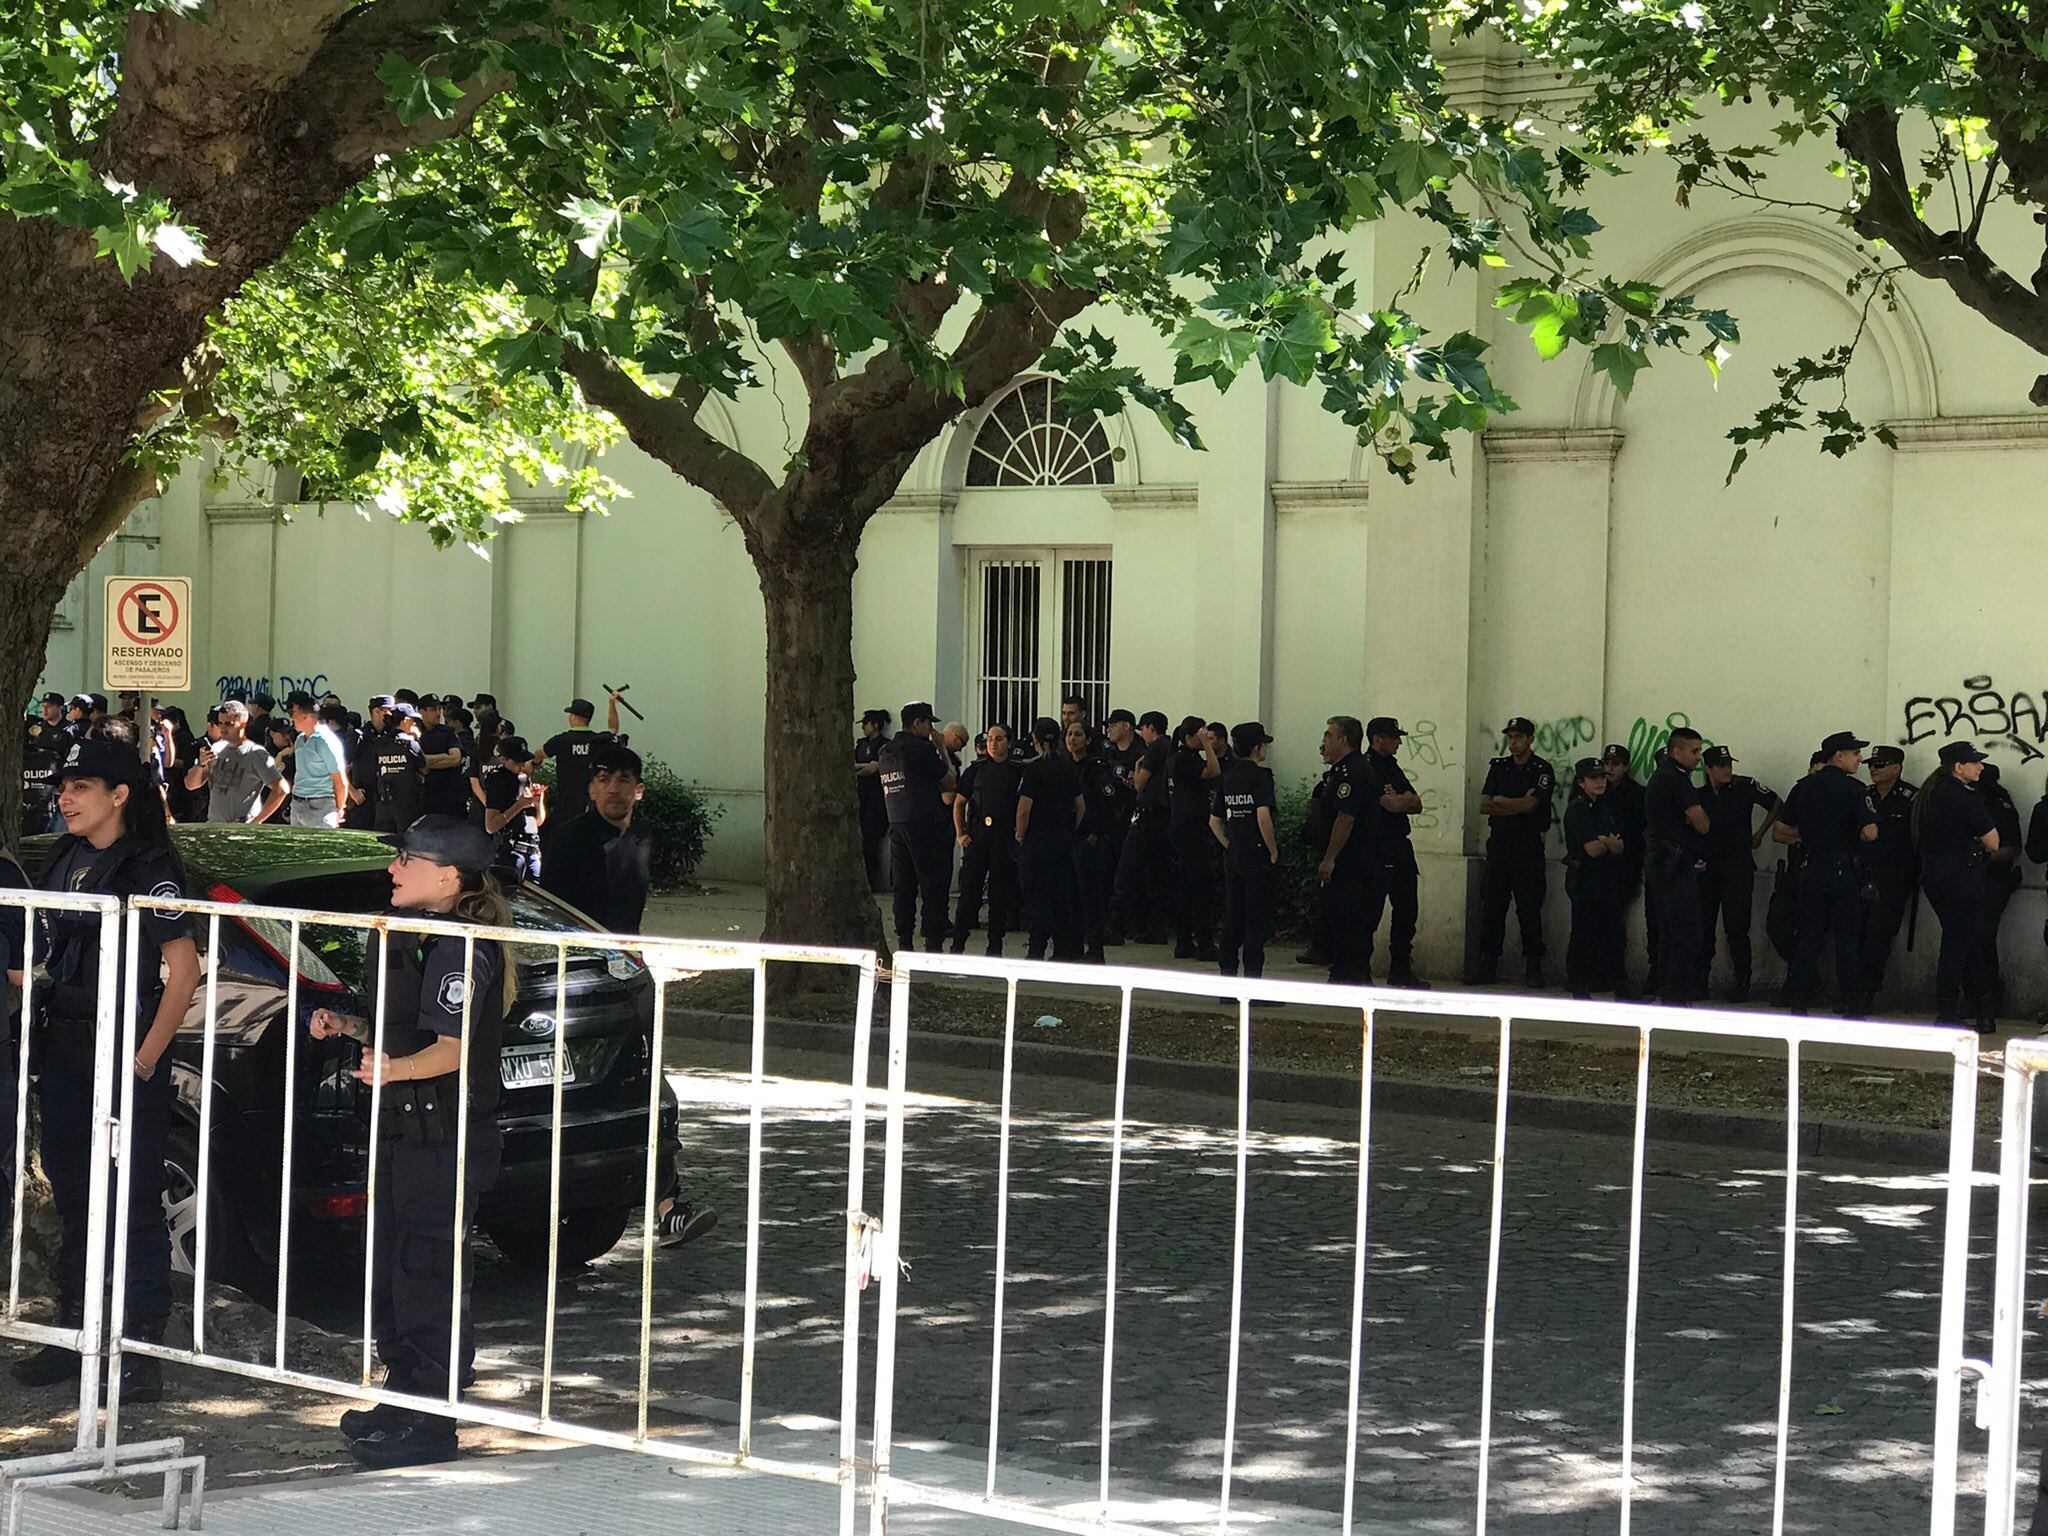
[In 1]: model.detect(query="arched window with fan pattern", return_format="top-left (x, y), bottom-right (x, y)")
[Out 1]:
top-left (965, 377), bottom-right (1117, 488)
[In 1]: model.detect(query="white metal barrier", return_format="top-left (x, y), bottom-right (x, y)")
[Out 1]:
top-left (103, 894), bottom-right (879, 1532)
top-left (0, 887), bottom-right (201, 1529)
top-left (1981, 1035), bottom-right (2048, 1536)
top-left (868, 954), bottom-right (1991, 1536)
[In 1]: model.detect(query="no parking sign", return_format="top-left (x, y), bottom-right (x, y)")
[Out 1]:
top-left (103, 575), bottom-right (192, 693)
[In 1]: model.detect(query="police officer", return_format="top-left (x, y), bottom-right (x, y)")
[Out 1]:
top-left (348, 695), bottom-right (393, 830)
top-left (1311, 716), bottom-right (1381, 985)
top-left (1768, 749), bottom-right (1830, 970)
top-left (480, 736), bottom-right (545, 882)
top-left (1209, 723), bottom-right (1280, 979)
top-left (949, 723), bottom-right (1024, 956)
top-left (880, 702), bottom-right (957, 953)
top-left (1471, 717), bottom-right (1554, 987)
top-left (854, 709), bottom-right (893, 893)
top-left (22, 694), bottom-right (65, 834)
top-left (1563, 758), bottom-right (1629, 999)
top-left (1016, 717), bottom-right (1085, 960)
top-left (11, 740), bottom-right (199, 1405)
top-left (1111, 711), bottom-right (1175, 946)
top-left (1696, 744), bottom-right (1781, 1003)
top-left (1600, 745), bottom-right (1648, 983)
top-left (534, 693), bottom-right (623, 850)
top-left (1918, 743), bottom-right (2001, 1030)
top-left (1776, 731), bottom-right (1878, 1013)
top-left (1096, 710), bottom-right (1140, 941)
top-left (416, 698), bottom-right (468, 820)
top-left (1167, 717), bottom-right (1222, 961)
top-left (374, 703), bottom-right (426, 833)
top-left (1642, 727), bottom-right (1711, 1004)
top-left (1979, 762), bottom-right (2023, 1018)
top-left (1857, 745), bottom-right (1919, 1006)
top-left (1363, 717), bottom-right (1428, 988)
top-left (308, 816), bottom-right (508, 1467)
top-left (1067, 719), bottom-right (1117, 962)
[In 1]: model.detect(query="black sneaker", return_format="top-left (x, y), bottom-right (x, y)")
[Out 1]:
top-left (349, 1416), bottom-right (460, 1470)
top-left (1386, 970), bottom-right (1430, 990)
top-left (119, 1354), bottom-right (163, 1406)
top-left (340, 1401), bottom-right (421, 1443)
top-left (11, 1343), bottom-right (79, 1388)
top-left (657, 1202), bottom-right (718, 1249)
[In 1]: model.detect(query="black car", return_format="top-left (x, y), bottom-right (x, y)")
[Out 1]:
top-left (22, 825), bottom-right (678, 1293)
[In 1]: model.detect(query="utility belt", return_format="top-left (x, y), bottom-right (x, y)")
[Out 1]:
top-left (380, 1071), bottom-right (464, 1147)
top-left (34, 982), bottom-right (160, 1074)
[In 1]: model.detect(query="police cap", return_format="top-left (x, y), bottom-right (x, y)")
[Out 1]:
top-left (56, 738), bottom-right (142, 787)
top-left (394, 689), bottom-right (420, 705)
top-left (860, 708), bottom-right (891, 726)
top-left (1502, 716), bottom-right (1536, 738)
top-left (417, 693), bottom-right (444, 710)
top-left (470, 694), bottom-right (498, 710)
top-left (1365, 716), bottom-right (1404, 740)
top-left (1574, 756), bottom-right (1605, 783)
top-left (1808, 748), bottom-right (1828, 769)
top-left (1938, 740), bottom-right (1987, 766)
top-left (389, 702), bottom-right (420, 722)
top-left (900, 701), bottom-right (936, 726)
top-left (396, 815), bottom-right (496, 873)
top-left (1230, 721), bottom-right (1273, 757)
top-left (69, 693), bottom-right (95, 711)
top-left (285, 691), bottom-right (317, 713)
top-left (1702, 745), bottom-right (1736, 766)
top-left (1106, 708), bottom-right (1137, 727)
top-left (1820, 730), bottom-right (1868, 756)
top-left (1867, 745), bottom-right (1905, 768)
top-left (39, 692), bottom-right (63, 707)
top-left (368, 694), bottom-right (395, 710)
top-left (497, 735), bottom-right (532, 761)
top-left (1601, 743), bottom-right (1630, 766)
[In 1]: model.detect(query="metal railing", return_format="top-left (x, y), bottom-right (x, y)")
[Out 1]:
top-left (102, 894), bottom-right (880, 1533)
top-left (1980, 1034), bottom-right (2048, 1536)
top-left (868, 954), bottom-right (1989, 1536)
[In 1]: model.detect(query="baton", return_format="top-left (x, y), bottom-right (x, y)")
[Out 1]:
top-left (601, 684), bottom-right (646, 722)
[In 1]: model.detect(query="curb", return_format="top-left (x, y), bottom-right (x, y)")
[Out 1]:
top-left (674, 1008), bottom-right (1990, 1171)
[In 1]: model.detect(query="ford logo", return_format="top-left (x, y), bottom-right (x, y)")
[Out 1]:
top-left (516, 1013), bottom-right (557, 1040)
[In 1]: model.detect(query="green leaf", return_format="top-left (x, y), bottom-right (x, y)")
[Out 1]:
top-left (559, 197), bottom-right (618, 258)
top-left (338, 427), bottom-right (385, 477)
top-left (1172, 315), bottom-right (1259, 385)
top-left (1381, 140), bottom-right (1458, 204)
top-left (92, 223), bottom-right (152, 282)
top-left (1258, 306), bottom-right (1337, 385)
top-left (1592, 341), bottom-right (1645, 399)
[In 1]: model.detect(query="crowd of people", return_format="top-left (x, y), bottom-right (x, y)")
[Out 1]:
top-left (860, 701), bottom-right (2039, 1031)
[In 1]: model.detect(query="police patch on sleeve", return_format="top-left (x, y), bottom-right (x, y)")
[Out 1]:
top-left (438, 974), bottom-right (469, 1011)
top-left (1538, 774), bottom-right (1553, 791)
top-left (149, 882), bottom-right (181, 900)
top-left (1336, 781), bottom-right (1352, 798)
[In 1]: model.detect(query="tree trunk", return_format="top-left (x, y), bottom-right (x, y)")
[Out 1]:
top-left (0, 570), bottom-right (65, 846)
top-left (754, 535), bottom-right (887, 956)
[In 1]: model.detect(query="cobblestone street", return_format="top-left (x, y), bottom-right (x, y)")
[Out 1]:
top-left (425, 1023), bottom-right (2036, 1535)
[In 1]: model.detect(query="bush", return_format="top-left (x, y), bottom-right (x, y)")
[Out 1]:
top-left (530, 754), bottom-right (721, 892)
top-left (1271, 778), bottom-right (1322, 940)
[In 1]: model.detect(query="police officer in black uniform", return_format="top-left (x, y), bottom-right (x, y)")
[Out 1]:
top-left (1209, 723), bottom-right (1280, 979)
top-left (950, 723), bottom-right (1024, 956)
top-left (1767, 748), bottom-right (1830, 969)
top-left (1471, 717), bottom-right (1554, 986)
top-left (11, 740), bottom-right (199, 1405)
top-left (1979, 761), bottom-right (2023, 1018)
top-left (21, 694), bottom-right (65, 834)
top-left (1311, 716), bottom-right (1381, 985)
top-left (1363, 717), bottom-right (1428, 988)
top-left (308, 815), bottom-right (508, 1467)
top-left (880, 702), bottom-right (957, 953)
top-left (1066, 720), bottom-right (1116, 962)
top-left (854, 709), bottom-right (893, 893)
top-left (1856, 744), bottom-right (1919, 1007)
top-left (1166, 717), bottom-right (1222, 960)
top-left (1562, 757), bottom-right (1629, 998)
top-left (348, 695), bottom-right (393, 830)
top-left (1599, 745), bottom-right (1648, 986)
top-left (1696, 744), bottom-right (1781, 1003)
top-left (417, 697), bottom-right (468, 819)
top-left (1111, 712), bottom-right (1175, 945)
top-left (1096, 711), bottom-right (1140, 941)
top-left (1918, 742), bottom-right (2001, 1030)
top-left (1642, 727), bottom-right (1711, 1004)
top-left (374, 702), bottom-right (426, 833)
top-left (1776, 731), bottom-right (1878, 1013)
top-left (1017, 717), bottom-right (1085, 960)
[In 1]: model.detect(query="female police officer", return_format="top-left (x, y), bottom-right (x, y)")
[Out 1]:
top-left (307, 814), bottom-right (508, 1467)
top-left (12, 739), bottom-right (198, 1406)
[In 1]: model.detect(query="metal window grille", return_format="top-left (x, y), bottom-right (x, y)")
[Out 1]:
top-left (1059, 557), bottom-right (1113, 728)
top-left (971, 551), bottom-right (1112, 735)
top-left (966, 379), bottom-right (1116, 487)
top-left (977, 559), bottom-right (1042, 735)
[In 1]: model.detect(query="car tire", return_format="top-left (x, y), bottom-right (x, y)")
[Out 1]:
top-left (163, 1126), bottom-right (270, 1303)
top-left (483, 1206), bottom-right (635, 1270)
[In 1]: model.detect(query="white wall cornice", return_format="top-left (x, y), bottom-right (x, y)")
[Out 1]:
top-left (1102, 483), bottom-right (1198, 512)
top-left (1270, 480), bottom-right (1369, 512)
top-left (1483, 427), bottom-right (1627, 464)
top-left (1882, 414), bottom-right (2048, 452)
top-left (878, 489), bottom-right (959, 516)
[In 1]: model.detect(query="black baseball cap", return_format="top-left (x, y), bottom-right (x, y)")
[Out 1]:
top-left (497, 735), bottom-right (532, 761)
top-left (396, 814), bottom-right (496, 873)
top-left (1230, 721), bottom-right (1273, 756)
top-left (1106, 708), bottom-right (1137, 727)
top-left (56, 738), bottom-right (142, 786)
top-left (1503, 716), bottom-right (1536, 737)
top-left (861, 708), bottom-right (891, 725)
top-left (1867, 745), bottom-right (1905, 768)
top-left (251, 693), bottom-right (274, 710)
top-left (418, 693), bottom-right (444, 710)
top-left (1808, 749), bottom-right (1828, 768)
top-left (1574, 756), bottom-right (1605, 782)
top-left (1939, 741), bottom-right (1987, 766)
top-left (1820, 730), bottom-right (1868, 755)
top-left (1600, 744), bottom-right (1630, 766)
top-left (901, 701), bottom-right (936, 725)
top-left (470, 693), bottom-right (498, 710)
top-left (39, 692), bottom-right (62, 706)
top-left (1366, 717), bottom-right (1404, 740)
top-left (390, 702), bottom-right (420, 722)
top-left (69, 693), bottom-right (95, 711)
top-left (1702, 745), bottom-right (1736, 766)
top-left (368, 694), bottom-right (395, 710)
top-left (565, 697), bottom-right (596, 718)
top-left (394, 688), bottom-right (420, 705)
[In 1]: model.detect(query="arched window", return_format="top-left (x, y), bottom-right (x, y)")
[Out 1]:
top-left (965, 377), bottom-right (1116, 487)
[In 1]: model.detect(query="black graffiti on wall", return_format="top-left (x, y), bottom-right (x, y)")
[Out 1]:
top-left (1902, 675), bottom-right (2047, 763)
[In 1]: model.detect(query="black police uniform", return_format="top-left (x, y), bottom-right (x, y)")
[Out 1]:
top-left (854, 733), bottom-right (891, 893)
top-left (365, 919), bottom-right (506, 1415)
top-left (1778, 766), bottom-right (1877, 1010)
top-left (1857, 779), bottom-right (1919, 1001)
top-left (1072, 752), bottom-right (1119, 958)
top-left (1363, 747), bottom-right (1422, 982)
top-left (21, 716), bottom-right (61, 834)
top-left (1018, 750), bottom-right (1083, 960)
top-left (1311, 750), bottom-right (1382, 984)
top-left (1098, 739), bottom-right (1140, 936)
top-left (1643, 755), bottom-right (1709, 1003)
top-left (1475, 753), bottom-right (1555, 981)
top-left (0, 850), bottom-right (30, 1192)
top-left (538, 807), bottom-right (653, 934)
top-left (879, 729), bottom-right (954, 951)
top-left (538, 726), bottom-right (617, 848)
top-left (1696, 771), bottom-right (1780, 999)
top-left (1919, 774), bottom-right (1998, 1020)
top-left (1981, 777), bottom-right (2023, 1015)
top-left (1111, 737), bottom-right (1174, 943)
top-left (480, 765), bottom-right (542, 882)
top-left (419, 719), bottom-right (467, 819)
top-left (950, 755), bottom-right (1024, 954)
top-left (347, 718), bottom-right (387, 831)
top-left (1212, 759), bottom-right (1277, 978)
top-left (374, 730), bottom-right (426, 834)
top-left (1167, 745), bottom-right (1217, 958)
top-left (35, 832), bottom-right (187, 1341)
top-left (1562, 794), bottom-right (1627, 996)
top-left (1604, 768), bottom-right (1649, 976)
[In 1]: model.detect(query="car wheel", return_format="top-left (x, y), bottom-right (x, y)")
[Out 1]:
top-left (484, 1206), bottom-right (635, 1270)
top-left (162, 1127), bottom-right (268, 1302)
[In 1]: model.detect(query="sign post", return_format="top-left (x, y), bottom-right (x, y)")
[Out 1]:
top-left (103, 576), bottom-right (192, 694)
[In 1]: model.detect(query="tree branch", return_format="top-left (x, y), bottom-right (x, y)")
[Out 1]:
top-left (561, 344), bottom-right (773, 518)
top-left (780, 336), bottom-right (840, 398)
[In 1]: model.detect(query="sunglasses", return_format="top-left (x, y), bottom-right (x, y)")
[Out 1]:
top-left (394, 850), bottom-right (451, 869)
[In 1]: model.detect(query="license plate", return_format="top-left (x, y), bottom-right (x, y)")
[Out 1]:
top-left (500, 1047), bottom-right (577, 1090)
